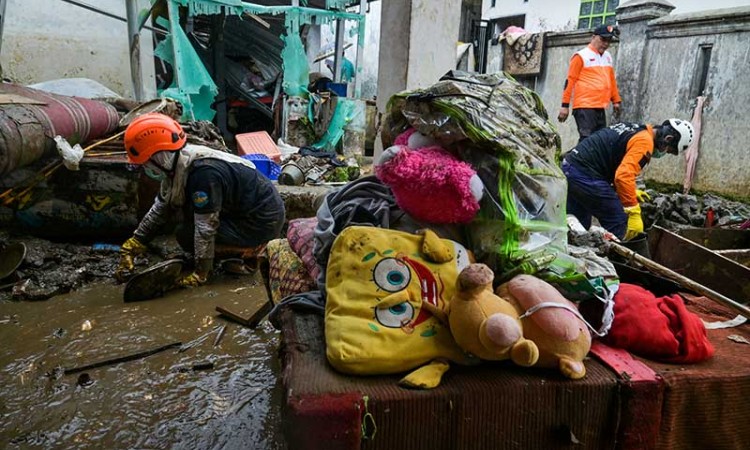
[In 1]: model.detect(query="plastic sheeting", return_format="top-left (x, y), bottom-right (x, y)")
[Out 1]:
top-left (384, 71), bottom-right (566, 274)
top-left (154, 12), bottom-right (218, 121)
top-left (281, 33), bottom-right (310, 98)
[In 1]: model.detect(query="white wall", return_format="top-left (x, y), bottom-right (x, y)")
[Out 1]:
top-left (481, 0), bottom-right (750, 33)
top-left (670, 0), bottom-right (750, 14)
top-left (481, 0), bottom-right (580, 32)
top-left (0, 0), bottom-right (156, 99)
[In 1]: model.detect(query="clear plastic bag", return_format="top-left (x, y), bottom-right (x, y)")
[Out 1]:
top-left (384, 71), bottom-right (567, 273)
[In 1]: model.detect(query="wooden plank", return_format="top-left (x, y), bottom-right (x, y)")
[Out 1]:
top-left (216, 301), bottom-right (272, 329)
top-left (648, 226), bottom-right (750, 305)
top-left (677, 228), bottom-right (750, 251)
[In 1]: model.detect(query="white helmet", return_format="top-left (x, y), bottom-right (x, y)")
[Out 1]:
top-left (668, 118), bottom-right (695, 152)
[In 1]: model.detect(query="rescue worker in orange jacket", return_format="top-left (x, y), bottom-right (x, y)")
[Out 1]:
top-left (562, 119), bottom-right (695, 240)
top-left (558, 24), bottom-right (622, 142)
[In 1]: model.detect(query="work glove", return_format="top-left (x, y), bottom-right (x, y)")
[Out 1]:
top-left (178, 272), bottom-right (207, 288)
top-left (177, 258), bottom-right (212, 288)
top-left (623, 204), bottom-right (644, 241)
top-left (635, 189), bottom-right (651, 203)
top-left (116, 236), bottom-right (148, 278)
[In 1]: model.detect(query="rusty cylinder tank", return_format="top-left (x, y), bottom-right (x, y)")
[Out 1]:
top-left (0, 83), bottom-right (120, 176)
top-left (0, 105), bottom-right (50, 175)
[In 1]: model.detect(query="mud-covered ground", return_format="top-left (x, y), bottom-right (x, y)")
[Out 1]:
top-left (0, 234), bottom-right (286, 449)
top-left (0, 233), bottom-right (185, 302)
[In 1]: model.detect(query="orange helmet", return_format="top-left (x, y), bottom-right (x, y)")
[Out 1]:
top-left (124, 113), bottom-right (187, 164)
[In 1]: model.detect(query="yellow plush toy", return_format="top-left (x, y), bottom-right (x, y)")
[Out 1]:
top-left (496, 275), bottom-right (592, 379)
top-left (423, 263), bottom-right (540, 367)
top-left (325, 226), bottom-right (475, 389)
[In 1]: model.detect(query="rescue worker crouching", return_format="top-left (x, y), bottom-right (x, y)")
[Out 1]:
top-left (562, 119), bottom-right (695, 241)
top-left (116, 113), bottom-right (286, 287)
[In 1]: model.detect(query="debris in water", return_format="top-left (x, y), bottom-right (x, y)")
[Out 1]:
top-left (63, 341), bottom-right (182, 375)
top-left (192, 361), bottom-right (215, 371)
top-left (179, 326), bottom-right (221, 353)
top-left (81, 320), bottom-right (93, 331)
top-left (216, 301), bottom-right (273, 329)
top-left (213, 325), bottom-right (227, 347)
top-left (12, 279), bottom-right (30, 297)
top-left (76, 373), bottom-right (94, 387)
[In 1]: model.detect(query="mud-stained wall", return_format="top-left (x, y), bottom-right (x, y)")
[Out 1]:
top-left (527, 4), bottom-right (750, 198)
top-left (533, 31), bottom-right (617, 152)
top-left (0, 0), bottom-right (156, 99)
top-left (634, 7), bottom-right (750, 197)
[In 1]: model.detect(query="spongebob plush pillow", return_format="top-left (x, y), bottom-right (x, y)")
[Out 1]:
top-left (325, 226), bottom-right (473, 375)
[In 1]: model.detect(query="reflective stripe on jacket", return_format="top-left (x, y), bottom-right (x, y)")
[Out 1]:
top-left (561, 45), bottom-right (621, 109)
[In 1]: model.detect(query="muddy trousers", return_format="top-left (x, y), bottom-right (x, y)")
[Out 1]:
top-left (563, 159), bottom-right (627, 239)
top-left (175, 210), bottom-right (285, 256)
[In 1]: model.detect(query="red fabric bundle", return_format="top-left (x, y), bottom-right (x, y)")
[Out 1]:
top-left (604, 283), bottom-right (714, 363)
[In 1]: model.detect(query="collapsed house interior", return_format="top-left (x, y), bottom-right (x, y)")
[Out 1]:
top-left (146, 0), bottom-right (375, 155)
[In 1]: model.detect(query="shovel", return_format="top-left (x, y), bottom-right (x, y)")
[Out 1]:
top-left (123, 259), bottom-right (184, 302)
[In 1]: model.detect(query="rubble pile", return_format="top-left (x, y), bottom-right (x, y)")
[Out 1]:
top-left (0, 233), bottom-right (181, 301)
top-left (641, 191), bottom-right (750, 230)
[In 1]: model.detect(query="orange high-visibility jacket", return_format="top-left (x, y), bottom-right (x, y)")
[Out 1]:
top-left (561, 44), bottom-right (621, 109)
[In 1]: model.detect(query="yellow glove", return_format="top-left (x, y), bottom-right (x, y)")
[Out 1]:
top-left (635, 189), bottom-right (651, 203)
top-left (116, 236), bottom-right (148, 277)
top-left (623, 204), bottom-right (644, 241)
top-left (178, 272), bottom-right (207, 288)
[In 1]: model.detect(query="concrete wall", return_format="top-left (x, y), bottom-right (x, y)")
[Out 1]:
top-left (0, 0), bottom-right (156, 99)
top-left (634, 6), bottom-right (750, 195)
top-left (533, 31), bottom-right (609, 151)
top-left (481, 0), bottom-right (747, 32)
top-left (405, 0), bottom-right (463, 89)
top-left (520, 2), bottom-right (750, 198)
top-left (481, 0), bottom-right (579, 32)
top-left (376, 0), bottom-right (462, 133)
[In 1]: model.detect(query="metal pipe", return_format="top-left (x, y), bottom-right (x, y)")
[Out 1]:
top-left (353, 0), bottom-right (367, 98)
top-left (0, 0), bottom-right (8, 58)
top-left (126, 0), bottom-right (144, 101)
top-left (334, 19), bottom-right (346, 84)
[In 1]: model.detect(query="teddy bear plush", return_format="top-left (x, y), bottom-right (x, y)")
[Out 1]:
top-left (496, 275), bottom-right (592, 379)
top-left (375, 128), bottom-right (483, 224)
top-left (423, 263), bottom-right (540, 367)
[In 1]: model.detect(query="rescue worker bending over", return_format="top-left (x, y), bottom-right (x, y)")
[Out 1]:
top-left (562, 119), bottom-right (694, 241)
top-left (116, 113), bottom-right (285, 286)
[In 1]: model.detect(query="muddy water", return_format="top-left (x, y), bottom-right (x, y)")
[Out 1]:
top-left (0, 274), bottom-right (286, 449)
